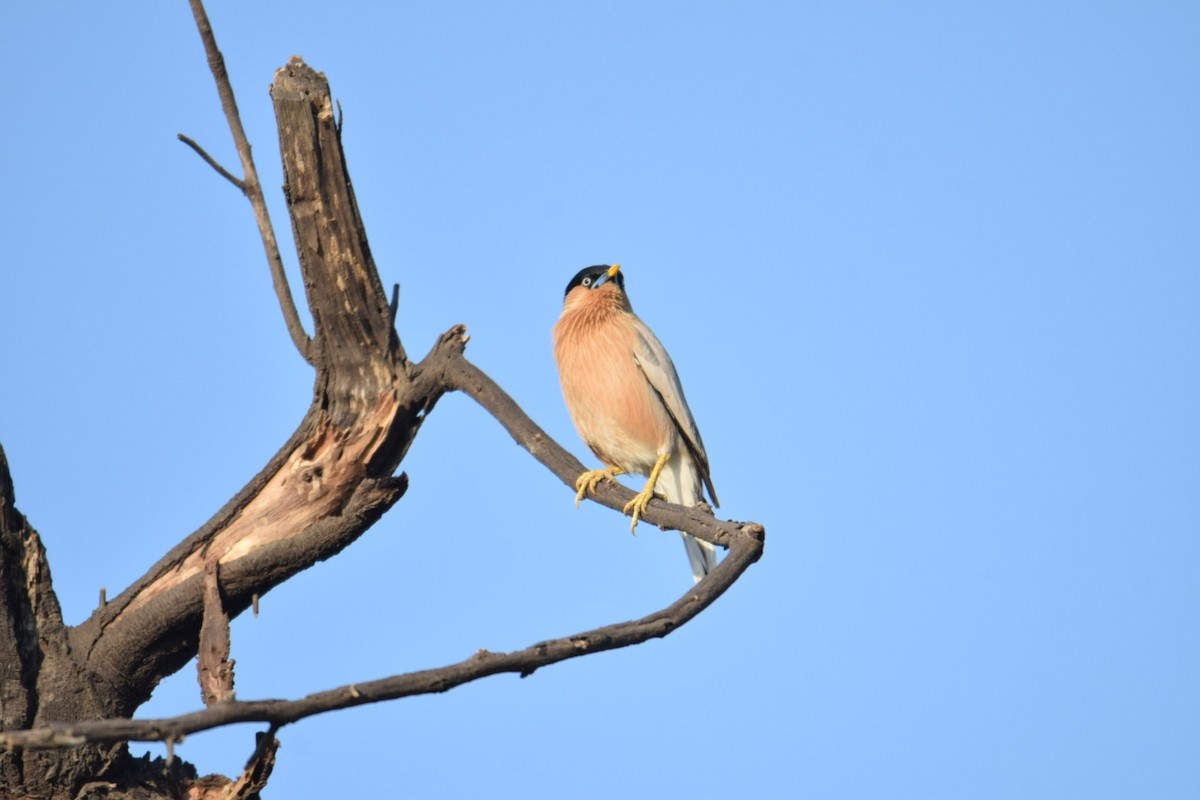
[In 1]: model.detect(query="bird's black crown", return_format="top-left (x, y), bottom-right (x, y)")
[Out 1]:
top-left (565, 264), bottom-right (624, 297)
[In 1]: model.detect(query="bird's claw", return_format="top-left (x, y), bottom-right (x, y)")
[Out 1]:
top-left (622, 488), bottom-right (665, 534)
top-left (573, 467), bottom-right (623, 507)
top-left (622, 453), bottom-right (671, 534)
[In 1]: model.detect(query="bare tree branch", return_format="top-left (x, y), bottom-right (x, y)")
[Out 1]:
top-left (0, 519), bottom-right (763, 750)
top-left (227, 728), bottom-right (279, 799)
top-left (177, 133), bottom-right (245, 190)
top-left (185, 0), bottom-right (312, 364)
top-left (441, 354), bottom-right (741, 549)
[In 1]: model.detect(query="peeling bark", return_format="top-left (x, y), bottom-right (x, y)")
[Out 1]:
top-left (198, 562), bottom-right (235, 707)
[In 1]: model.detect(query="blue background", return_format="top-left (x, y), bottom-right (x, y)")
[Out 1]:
top-left (3, 3), bottom-right (1197, 798)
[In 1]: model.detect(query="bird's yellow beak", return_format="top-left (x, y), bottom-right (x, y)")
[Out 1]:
top-left (608, 264), bottom-right (621, 279)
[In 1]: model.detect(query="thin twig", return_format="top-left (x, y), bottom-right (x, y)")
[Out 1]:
top-left (187, 0), bottom-right (313, 363)
top-left (177, 134), bottom-right (245, 190)
top-left (388, 283), bottom-right (400, 330)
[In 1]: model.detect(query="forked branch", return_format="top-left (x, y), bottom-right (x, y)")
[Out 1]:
top-left (185, 0), bottom-right (312, 363)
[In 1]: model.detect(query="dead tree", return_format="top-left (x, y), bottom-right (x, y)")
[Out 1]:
top-left (0, 3), bottom-right (764, 797)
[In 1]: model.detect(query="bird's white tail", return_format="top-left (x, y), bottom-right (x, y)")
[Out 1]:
top-left (657, 451), bottom-right (719, 583)
top-left (681, 533), bottom-right (718, 583)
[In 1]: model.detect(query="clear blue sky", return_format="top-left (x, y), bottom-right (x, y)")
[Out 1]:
top-left (3, 3), bottom-right (1198, 799)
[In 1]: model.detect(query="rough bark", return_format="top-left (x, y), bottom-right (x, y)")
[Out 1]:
top-left (0, 446), bottom-right (136, 795)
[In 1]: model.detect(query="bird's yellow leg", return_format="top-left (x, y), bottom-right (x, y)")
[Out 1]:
top-left (574, 466), bottom-right (625, 507)
top-left (624, 453), bottom-right (670, 533)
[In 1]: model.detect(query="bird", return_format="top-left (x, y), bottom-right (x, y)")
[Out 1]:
top-left (553, 263), bottom-right (719, 583)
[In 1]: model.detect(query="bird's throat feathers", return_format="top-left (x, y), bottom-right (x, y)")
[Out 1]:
top-left (559, 282), bottom-right (632, 328)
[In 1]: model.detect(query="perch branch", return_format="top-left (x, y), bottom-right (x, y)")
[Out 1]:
top-left (186, 0), bottom-right (312, 363)
top-left (440, 352), bottom-right (740, 549)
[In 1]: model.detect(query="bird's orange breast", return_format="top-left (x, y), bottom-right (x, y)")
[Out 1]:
top-left (554, 288), bottom-right (674, 476)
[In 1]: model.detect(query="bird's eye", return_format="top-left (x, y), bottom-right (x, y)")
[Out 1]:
top-left (581, 277), bottom-right (592, 287)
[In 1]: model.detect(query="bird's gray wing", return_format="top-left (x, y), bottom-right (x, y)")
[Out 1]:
top-left (630, 319), bottom-right (719, 507)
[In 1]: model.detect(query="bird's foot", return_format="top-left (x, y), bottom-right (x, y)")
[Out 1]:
top-left (622, 487), bottom-right (664, 534)
top-left (623, 453), bottom-right (672, 534)
top-left (574, 466), bottom-right (624, 507)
